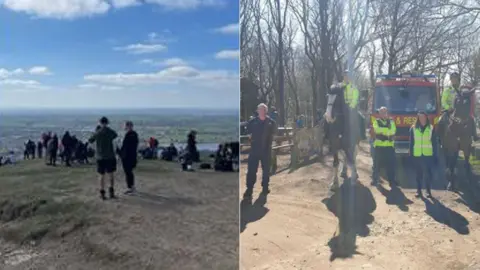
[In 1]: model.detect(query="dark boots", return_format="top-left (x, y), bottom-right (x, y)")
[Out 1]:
top-left (109, 187), bottom-right (116, 199)
top-left (100, 189), bottom-right (106, 200)
top-left (100, 187), bottom-right (116, 200)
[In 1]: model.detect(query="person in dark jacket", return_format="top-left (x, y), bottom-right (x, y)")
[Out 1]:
top-left (243, 103), bottom-right (277, 199)
top-left (89, 116), bottom-right (118, 200)
top-left (409, 111), bottom-right (438, 198)
top-left (43, 132), bottom-right (52, 162)
top-left (48, 134), bottom-right (59, 166)
top-left (62, 131), bottom-right (74, 167)
top-left (119, 121), bottom-right (139, 194)
top-left (37, 141), bottom-right (43, 159)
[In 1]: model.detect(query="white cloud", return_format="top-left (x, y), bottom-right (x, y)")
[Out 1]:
top-left (213, 23), bottom-right (239, 34)
top-left (29, 66), bottom-right (52, 75)
top-left (111, 0), bottom-right (139, 8)
top-left (113, 43), bottom-right (167, 54)
top-left (3, 0), bottom-right (110, 19)
top-left (0, 79), bottom-right (50, 91)
top-left (0, 68), bottom-right (24, 78)
top-left (144, 0), bottom-right (225, 10)
top-left (3, 0), bottom-right (225, 19)
top-left (83, 65), bottom-right (238, 90)
top-left (215, 50), bottom-right (239, 60)
top-left (78, 83), bottom-right (124, 91)
top-left (140, 57), bottom-right (188, 67)
top-left (0, 79), bottom-right (40, 86)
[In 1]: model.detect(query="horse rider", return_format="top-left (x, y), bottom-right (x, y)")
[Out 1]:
top-left (342, 70), bottom-right (366, 140)
top-left (409, 111), bottom-right (438, 198)
top-left (440, 72), bottom-right (479, 141)
top-left (371, 106), bottom-right (398, 187)
top-left (342, 70), bottom-right (360, 110)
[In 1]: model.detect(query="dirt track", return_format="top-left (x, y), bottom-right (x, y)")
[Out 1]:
top-left (0, 159), bottom-right (239, 270)
top-left (240, 143), bottom-right (480, 270)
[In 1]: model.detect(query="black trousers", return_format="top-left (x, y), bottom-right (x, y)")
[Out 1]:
top-left (122, 159), bottom-right (136, 189)
top-left (372, 146), bottom-right (396, 184)
top-left (414, 156), bottom-right (434, 193)
top-left (50, 150), bottom-right (57, 165)
top-left (64, 148), bottom-right (72, 166)
top-left (246, 150), bottom-right (271, 190)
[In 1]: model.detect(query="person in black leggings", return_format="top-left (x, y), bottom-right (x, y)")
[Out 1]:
top-left (120, 121), bottom-right (139, 194)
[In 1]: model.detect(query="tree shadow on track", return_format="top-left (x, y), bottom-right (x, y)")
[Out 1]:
top-left (376, 185), bottom-right (413, 212)
top-left (322, 181), bottom-right (376, 261)
top-left (422, 197), bottom-right (470, 235)
top-left (240, 194), bottom-right (269, 233)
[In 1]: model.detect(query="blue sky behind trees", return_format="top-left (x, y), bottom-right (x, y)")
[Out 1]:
top-left (0, 0), bottom-right (239, 109)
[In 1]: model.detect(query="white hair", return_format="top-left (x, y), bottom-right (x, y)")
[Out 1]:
top-left (257, 103), bottom-right (268, 111)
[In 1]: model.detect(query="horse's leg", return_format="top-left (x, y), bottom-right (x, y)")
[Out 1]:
top-left (340, 150), bottom-right (348, 178)
top-left (330, 151), bottom-right (340, 191)
top-left (346, 146), bottom-right (358, 185)
top-left (463, 145), bottom-right (472, 185)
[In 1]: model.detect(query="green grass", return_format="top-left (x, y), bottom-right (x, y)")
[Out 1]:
top-left (0, 163), bottom-right (94, 244)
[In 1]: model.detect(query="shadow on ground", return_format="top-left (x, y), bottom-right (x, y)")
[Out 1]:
top-left (240, 194), bottom-right (269, 233)
top-left (322, 180), bottom-right (376, 261)
top-left (376, 184), bottom-right (413, 212)
top-left (422, 197), bottom-right (470, 235)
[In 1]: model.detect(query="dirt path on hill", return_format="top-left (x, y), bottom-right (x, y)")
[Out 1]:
top-left (240, 143), bottom-right (480, 270)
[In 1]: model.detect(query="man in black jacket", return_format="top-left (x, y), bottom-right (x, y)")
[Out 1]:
top-left (61, 131), bottom-right (73, 167)
top-left (120, 121), bottom-right (139, 194)
top-left (243, 103), bottom-right (277, 199)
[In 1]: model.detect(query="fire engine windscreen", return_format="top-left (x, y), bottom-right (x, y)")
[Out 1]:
top-left (373, 85), bottom-right (436, 114)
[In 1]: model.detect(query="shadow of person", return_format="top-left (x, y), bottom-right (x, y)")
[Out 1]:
top-left (240, 194), bottom-right (270, 233)
top-left (422, 197), bottom-right (470, 235)
top-left (377, 185), bottom-right (413, 212)
top-left (322, 181), bottom-right (376, 261)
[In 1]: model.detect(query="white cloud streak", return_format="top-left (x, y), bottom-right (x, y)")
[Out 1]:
top-left (139, 57), bottom-right (188, 67)
top-left (215, 49), bottom-right (239, 60)
top-left (29, 66), bottom-right (52, 75)
top-left (113, 43), bottom-right (167, 54)
top-left (213, 23), bottom-right (239, 34)
top-left (3, 0), bottom-right (225, 19)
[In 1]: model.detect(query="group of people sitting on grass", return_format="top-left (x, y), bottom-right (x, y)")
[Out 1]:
top-left (213, 142), bottom-right (240, 172)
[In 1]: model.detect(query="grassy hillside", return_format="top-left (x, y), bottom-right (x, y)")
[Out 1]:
top-left (0, 159), bottom-right (239, 270)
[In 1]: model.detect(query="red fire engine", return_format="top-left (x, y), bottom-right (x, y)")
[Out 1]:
top-left (369, 74), bottom-right (441, 155)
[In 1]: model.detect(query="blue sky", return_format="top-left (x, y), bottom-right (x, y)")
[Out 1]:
top-left (0, 0), bottom-right (239, 109)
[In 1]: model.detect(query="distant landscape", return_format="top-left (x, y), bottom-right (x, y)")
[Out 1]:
top-left (0, 108), bottom-right (239, 154)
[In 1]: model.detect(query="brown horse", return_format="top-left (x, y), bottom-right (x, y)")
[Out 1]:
top-left (438, 88), bottom-right (476, 191)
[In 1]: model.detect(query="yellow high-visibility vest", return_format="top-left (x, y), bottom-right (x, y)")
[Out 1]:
top-left (373, 118), bottom-right (396, 147)
top-left (412, 125), bottom-right (433, 157)
top-left (345, 83), bottom-right (359, 109)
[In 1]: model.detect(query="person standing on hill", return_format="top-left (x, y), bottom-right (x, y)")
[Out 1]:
top-left (37, 141), bottom-right (43, 159)
top-left (89, 117), bottom-right (118, 200)
top-left (48, 134), bottom-right (59, 166)
top-left (243, 103), bottom-right (277, 200)
top-left (120, 121), bottom-right (139, 194)
top-left (62, 131), bottom-right (74, 167)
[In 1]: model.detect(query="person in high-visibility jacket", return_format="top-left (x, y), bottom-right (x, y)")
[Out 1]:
top-left (342, 70), bottom-right (366, 141)
top-left (343, 70), bottom-right (359, 110)
top-left (371, 106), bottom-right (398, 187)
top-left (409, 111), bottom-right (438, 198)
top-left (440, 72), bottom-right (478, 141)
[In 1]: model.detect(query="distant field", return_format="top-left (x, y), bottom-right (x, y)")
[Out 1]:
top-left (0, 108), bottom-right (238, 154)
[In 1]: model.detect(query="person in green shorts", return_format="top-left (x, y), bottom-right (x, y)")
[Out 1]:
top-left (89, 116), bottom-right (118, 200)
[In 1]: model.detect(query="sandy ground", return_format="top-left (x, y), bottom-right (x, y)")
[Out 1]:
top-left (240, 143), bottom-right (480, 270)
top-left (0, 159), bottom-right (239, 270)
